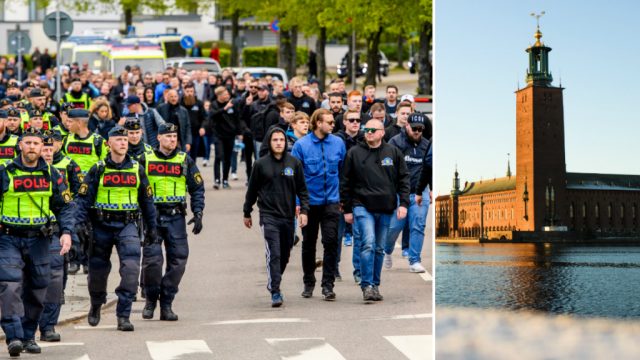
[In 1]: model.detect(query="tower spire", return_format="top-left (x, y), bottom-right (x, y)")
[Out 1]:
top-left (526, 11), bottom-right (553, 87)
top-left (506, 153), bottom-right (512, 177)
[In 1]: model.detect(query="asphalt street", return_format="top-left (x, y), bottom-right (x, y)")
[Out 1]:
top-left (22, 158), bottom-right (432, 360)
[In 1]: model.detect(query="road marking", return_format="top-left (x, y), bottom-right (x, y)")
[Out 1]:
top-left (419, 271), bottom-right (433, 282)
top-left (39, 342), bottom-right (85, 348)
top-left (146, 340), bottom-right (212, 360)
top-left (208, 318), bottom-right (310, 325)
top-left (374, 313), bottom-right (432, 320)
top-left (74, 325), bottom-right (117, 330)
top-left (266, 338), bottom-right (346, 360)
top-left (384, 335), bottom-right (433, 360)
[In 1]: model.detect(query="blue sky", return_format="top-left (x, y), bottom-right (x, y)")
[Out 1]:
top-left (435, 1), bottom-right (640, 195)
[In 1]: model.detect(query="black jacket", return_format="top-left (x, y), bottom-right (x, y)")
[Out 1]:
top-left (335, 130), bottom-right (364, 152)
top-left (181, 98), bottom-right (207, 139)
top-left (244, 127), bottom-right (309, 219)
top-left (389, 132), bottom-right (432, 193)
top-left (243, 97), bottom-right (272, 140)
top-left (156, 103), bottom-right (193, 149)
top-left (341, 141), bottom-right (410, 214)
top-left (203, 100), bottom-right (244, 138)
top-left (287, 93), bottom-right (317, 116)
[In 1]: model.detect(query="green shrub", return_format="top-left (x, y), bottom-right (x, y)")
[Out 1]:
top-left (380, 44), bottom-right (410, 63)
top-left (241, 46), bottom-right (309, 67)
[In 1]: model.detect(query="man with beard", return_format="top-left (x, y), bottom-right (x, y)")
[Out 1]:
top-left (181, 84), bottom-right (207, 161)
top-left (63, 78), bottom-right (91, 110)
top-left (156, 89), bottom-right (191, 152)
top-left (125, 96), bottom-right (165, 148)
top-left (327, 92), bottom-right (345, 133)
top-left (5, 107), bottom-right (22, 136)
top-left (0, 128), bottom-right (74, 356)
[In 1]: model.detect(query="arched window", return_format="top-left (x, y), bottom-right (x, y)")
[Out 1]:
top-left (582, 203), bottom-right (587, 218)
top-left (595, 203), bottom-right (600, 218)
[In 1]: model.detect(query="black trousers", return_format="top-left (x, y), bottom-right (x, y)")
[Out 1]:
top-left (214, 136), bottom-right (235, 182)
top-left (301, 204), bottom-right (341, 290)
top-left (261, 215), bottom-right (295, 294)
top-left (243, 134), bottom-right (254, 180)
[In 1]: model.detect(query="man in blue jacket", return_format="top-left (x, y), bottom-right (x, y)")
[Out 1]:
top-left (291, 108), bottom-right (346, 301)
top-left (385, 113), bottom-right (432, 273)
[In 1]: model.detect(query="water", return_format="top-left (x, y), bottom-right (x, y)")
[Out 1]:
top-left (436, 243), bottom-right (640, 318)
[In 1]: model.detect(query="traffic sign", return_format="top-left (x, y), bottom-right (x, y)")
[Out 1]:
top-left (180, 35), bottom-right (195, 50)
top-left (270, 19), bottom-right (280, 33)
top-left (8, 31), bottom-right (31, 55)
top-left (43, 11), bottom-right (74, 41)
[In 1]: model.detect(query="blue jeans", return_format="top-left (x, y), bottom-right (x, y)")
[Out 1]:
top-left (385, 189), bottom-right (430, 265)
top-left (353, 206), bottom-right (391, 288)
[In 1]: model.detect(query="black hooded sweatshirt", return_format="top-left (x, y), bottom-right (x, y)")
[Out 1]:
top-left (243, 127), bottom-right (310, 219)
top-left (341, 141), bottom-right (411, 214)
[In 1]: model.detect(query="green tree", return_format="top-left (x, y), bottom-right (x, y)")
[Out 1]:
top-left (212, 0), bottom-right (253, 67)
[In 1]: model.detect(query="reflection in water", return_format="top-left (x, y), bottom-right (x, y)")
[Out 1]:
top-left (436, 243), bottom-right (640, 318)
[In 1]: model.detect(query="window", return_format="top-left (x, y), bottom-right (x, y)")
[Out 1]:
top-left (582, 203), bottom-right (587, 218)
top-left (595, 203), bottom-right (600, 218)
top-left (28, 0), bottom-right (45, 21)
top-left (0, 0), bottom-right (4, 21)
top-left (569, 203), bottom-right (574, 218)
top-left (608, 203), bottom-right (612, 218)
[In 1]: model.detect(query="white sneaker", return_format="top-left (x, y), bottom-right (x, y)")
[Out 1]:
top-left (383, 254), bottom-right (393, 269)
top-left (202, 160), bottom-right (208, 167)
top-left (409, 262), bottom-right (426, 273)
top-left (231, 173), bottom-right (238, 180)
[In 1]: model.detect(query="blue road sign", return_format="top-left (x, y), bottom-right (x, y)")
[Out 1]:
top-left (180, 35), bottom-right (194, 50)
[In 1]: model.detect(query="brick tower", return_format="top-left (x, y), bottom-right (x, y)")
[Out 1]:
top-left (515, 25), bottom-right (567, 231)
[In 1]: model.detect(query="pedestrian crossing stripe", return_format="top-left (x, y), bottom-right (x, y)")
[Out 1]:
top-left (146, 340), bottom-right (212, 360)
top-left (384, 335), bottom-right (433, 360)
top-left (265, 338), bottom-right (346, 360)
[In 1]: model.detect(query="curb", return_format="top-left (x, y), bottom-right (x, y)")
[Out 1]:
top-left (0, 298), bottom-right (118, 341)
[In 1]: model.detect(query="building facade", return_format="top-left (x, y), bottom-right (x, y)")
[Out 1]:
top-left (436, 26), bottom-right (640, 240)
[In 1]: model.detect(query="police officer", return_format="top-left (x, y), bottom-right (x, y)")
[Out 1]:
top-left (125, 117), bottom-right (153, 160)
top-left (76, 126), bottom-right (158, 332)
top-left (64, 109), bottom-right (108, 274)
top-left (0, 110), bottom-right (18, 165)
top-left (140, 123), bottom-right (204, 321)
top-left (63, 78), bottom-right (91, 110)
top-left (38, 130), bottom-right (81, 342)
top-left (0, 128), bottom-right (74, 356)
top-left (6, 108), bottom-right (22, 136)
top-left (52, 103), bottom-right (73, 142)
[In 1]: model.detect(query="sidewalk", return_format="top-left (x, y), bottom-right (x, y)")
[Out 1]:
top-left (0, 254), bottom-right (121, 340)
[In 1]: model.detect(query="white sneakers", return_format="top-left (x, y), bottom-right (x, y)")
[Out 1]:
top-left (231, 173), bottom-right (238, 180)
top-left (409, 262), bottom-right (426, 273)
top-left (383, 254), bottom-right (393, 269)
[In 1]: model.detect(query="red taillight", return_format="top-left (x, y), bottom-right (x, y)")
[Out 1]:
top-left (415, 97), bottom-right (432, 103)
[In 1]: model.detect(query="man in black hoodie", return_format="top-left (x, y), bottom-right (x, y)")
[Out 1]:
top-left (341, 119), bottom-right (410, 303)
top-left (243, 127), bottom-right (310, 308)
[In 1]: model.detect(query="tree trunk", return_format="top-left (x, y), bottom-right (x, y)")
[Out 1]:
top-left (418, 21), bottom-right (432, 95)
top-left (124, 8), bottom-right (133, 33)
top-left (364, 27), bottom-right (383, 87)
top-left (396, 34), bottom-right (404, 69)
top-left (347, 33), bottom-right (354, 84)
top-left (290, 26), bottom-right (298, 78)
top-left (316, 27), bottom-right (327, 93)
top-left (279, 29), bottom-right (293, 79)
top-left (230, 10), bottom-right (240, 67)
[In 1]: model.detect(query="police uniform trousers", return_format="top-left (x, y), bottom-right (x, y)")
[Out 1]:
top-left (38, 235), bottom-right (65, 333)
top-left (142, 214), bottom-right (188, 308)
top-left (88, 222), bottom-right (141, 318)
top-left (0, 233), bottom-right (50, 342)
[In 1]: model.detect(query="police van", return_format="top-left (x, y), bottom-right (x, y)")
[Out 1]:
top-left (107, 48), bottom-right (166, 74)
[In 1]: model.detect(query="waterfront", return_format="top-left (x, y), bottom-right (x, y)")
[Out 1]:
top-left (436, 243), bottom-right (640, 318)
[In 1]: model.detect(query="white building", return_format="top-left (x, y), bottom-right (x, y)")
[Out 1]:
top-left (0, 0), bottom-right (219, 55)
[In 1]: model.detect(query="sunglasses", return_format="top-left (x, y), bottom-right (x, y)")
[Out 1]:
top-left (346, 118), bottom-right (360, 123)
top-left (363, 128), bottom-right (382, 134)
top-left (324, 121), bottom-right (335, 126)
top-left (411, 126), bottom-right (424, 133)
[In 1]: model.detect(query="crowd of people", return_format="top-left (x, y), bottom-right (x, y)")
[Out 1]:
top-left (0, 60), bottom-right (432, 355)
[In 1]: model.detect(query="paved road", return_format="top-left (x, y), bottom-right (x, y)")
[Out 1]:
top-left (27, 159), bottom-right (432, 360)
